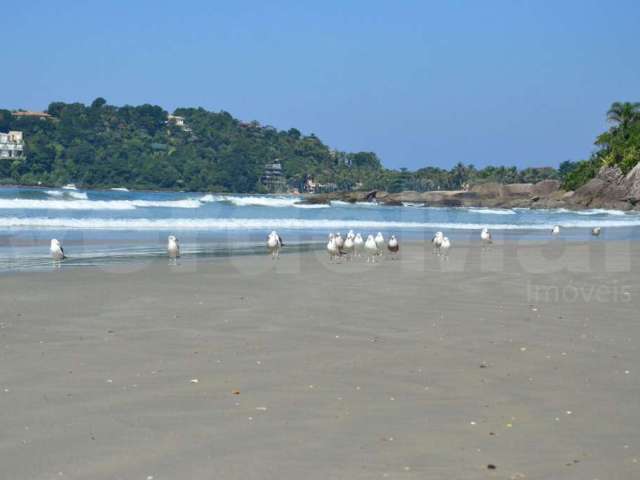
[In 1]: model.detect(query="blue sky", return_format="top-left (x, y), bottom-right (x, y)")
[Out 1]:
top-left (3, 0), bottom-right (639, 170)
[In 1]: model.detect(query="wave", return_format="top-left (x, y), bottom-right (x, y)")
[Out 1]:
top-left (329, 200), bottom-right (378, 207)
top-left (68, 191), bottom-right (88, 200)
top-left (466, 208), bottom-right (516, 215)
top-left (2, 217), bottom-right (640, 231)
top-left (200, 194), bottom-right (302, 207)
top-left (46, 189), bottom-right (87, 199)
top-left (575, 209), bottom-right (628, 216)
top-left (292, 203), bottom-right (330, 209)
top-left (0, 198), bottom-right (202, 210)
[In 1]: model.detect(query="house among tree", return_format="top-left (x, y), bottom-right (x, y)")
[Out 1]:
top-left (167, 114), bottom-right (191, 132)
top-left (0, 131), bottom-right (25, 159)
top-left (303, 176), bottom-right (317, 193)
top-left (12, 111), bottom-right (52, 120)
top-left (261, 159), bottom-right (286, 192)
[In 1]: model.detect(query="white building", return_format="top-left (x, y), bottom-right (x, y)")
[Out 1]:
top-left (167, 114), bottom-right (185, 127)
top-left (0, 131), bottom-right (24, 159)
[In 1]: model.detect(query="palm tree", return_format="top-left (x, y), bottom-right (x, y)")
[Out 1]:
top-left (607, 102), bottom-right (640, 130)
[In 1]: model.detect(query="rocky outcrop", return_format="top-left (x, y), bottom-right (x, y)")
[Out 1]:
top-left (567, 165), bottom-right (640, 210)
top-left (300, 169), bottom-right (640, 210)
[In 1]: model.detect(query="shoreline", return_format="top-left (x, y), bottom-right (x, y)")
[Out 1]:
top-left (3, 182), bottom-right (638, 212)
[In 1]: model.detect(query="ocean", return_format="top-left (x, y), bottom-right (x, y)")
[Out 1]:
top-left (1, 186), bottom-right (640, 272)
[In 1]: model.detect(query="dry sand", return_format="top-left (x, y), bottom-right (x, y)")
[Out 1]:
top-left (1, 241), bottom-right (639, 479)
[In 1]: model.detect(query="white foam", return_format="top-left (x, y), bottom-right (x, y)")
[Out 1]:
top-left (45, 190), bottom-right (64, 197)
top-left (466, 208), bottom-right (516, 215)
top-left (2, 217), bottom-right (640, 231)
top-left (0, 198), bottom-right (202, 210)
top-left (200, 194), bottom-right (302, 207)
top-left (292, 203), bottom-right (330, 209)
top-left (575, 208), bottom-right (628, 216)
top-left (68, 191), bottom-right (88, 200)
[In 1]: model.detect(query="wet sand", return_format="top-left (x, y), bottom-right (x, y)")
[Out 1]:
top-left (1, 241), bottom-right (639, 479)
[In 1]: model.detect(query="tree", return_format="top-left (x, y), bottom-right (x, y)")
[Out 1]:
top-left (607, 102), bottom-right (640, 130)
top-left (91, 97), bottom-right (107, 109)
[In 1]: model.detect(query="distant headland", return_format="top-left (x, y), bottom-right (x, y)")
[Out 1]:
top-left (1, 99), bottom-right (638, 209)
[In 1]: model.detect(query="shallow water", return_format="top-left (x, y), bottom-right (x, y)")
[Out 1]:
top-left (1, 186), bottom-right (640, 272)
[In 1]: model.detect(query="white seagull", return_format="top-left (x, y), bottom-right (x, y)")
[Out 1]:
top-left (591, 227), bottom-right (601, 236)
top-left (334, 232), bottom-right (345, 253)
top-left (551, 225), bottom-right (560, 235)
top-left (167, 235), bottom-right (180, 258)
top-left (441, 236), bottom-right (451, 258)
top-left (480, 227), bottom-right (492, 248)
top-left (387, 235), bottom-right (399, 259)
top-left (354, 233), bottom-right (364, 257)
top-left (365, 235), bottom-right (379, 263)
top-left (374, 232), bottom-right (385, 255)
top-left (50, 239), bottom-right (66, 260)
top-left (327, 233), bottom-right (339, 262)
top-left (267, 230), bottom-right (283, 259)
top-left (432, 231), bottom-right (444, 255)
top-left (343, 234), bottom-right (355, 260)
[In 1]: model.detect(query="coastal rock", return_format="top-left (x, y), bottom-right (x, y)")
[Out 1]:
top-left (531, 179), bottom-right (561, 196)
top-left (569, 166), bottom-right (637, 210)
top-left (300, 166), bottom-right (640, 210)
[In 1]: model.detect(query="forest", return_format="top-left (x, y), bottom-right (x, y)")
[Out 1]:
top-left (1, 99), bottom-right (636, 193)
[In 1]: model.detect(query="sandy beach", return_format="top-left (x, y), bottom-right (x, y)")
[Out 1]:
top-left (1, 241), bottom-right (639, 479)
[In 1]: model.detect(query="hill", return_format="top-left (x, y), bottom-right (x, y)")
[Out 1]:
top-left (1, 98), bottom-right (569, 193)
top-left (0, 99), bottom-right (381, 192)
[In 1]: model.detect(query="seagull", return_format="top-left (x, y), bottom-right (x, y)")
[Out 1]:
top-left (347, 229), bottom-right (355, 240)
top-left (551, 225), bottom-right (560, 235)
top-left (374, 232), bottom-right (385, 255)
top-left (441, 236), bottom-right (451, 259)
top-left (327, 233), bottom-right (339, 262)
top-left (354, 233), bottom-right (364, 257)
top-left (343, 234), bottom-right (355, 260)
top-left (50, 239), bottom-right (66, 260)
top-left (591, 227), bottom-right (601, 236)
top-left (432, 231), bottom-right (444, 255)
top-left (387, 235), bottom-right (399, 259)
top-left (267, 230), bottom-right (283, 259)
top-left (365, 235), bottom-right (379, 263)
top-left (167, 235), bottom-right (180, 258)
top-left (480, 227), bottom-right (492, 249)
top-left (334, 232), bottom-right (345, 253)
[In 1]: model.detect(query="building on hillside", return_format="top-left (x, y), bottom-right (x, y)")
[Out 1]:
top-left (261, 159), bottom-right (287, 192)
top-left (12, 111), bottom-right (52, 120)
top-left (167, 114), bottom-right (192, 132)
top-left (303, 176), bottom-right (317, 193)
top-left (0, 131), bottom-right (24, 159)
top-left (167, 114), bottom-right (185, 127)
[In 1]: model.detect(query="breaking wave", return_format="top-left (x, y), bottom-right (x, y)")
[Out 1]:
top-left (466, 208), bottom-right (516, 215)
top-left (2, 217), bottom-right (640, 231)
top-left (0, 198), bottom-right (203, 210)
top-left (200, 194), bottom-right (302, 207)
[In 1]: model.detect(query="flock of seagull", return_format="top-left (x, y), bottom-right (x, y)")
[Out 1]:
top-left (322, 231), bottom-right (400, 263)
top-left (47, 224), bottom-right (603, 262)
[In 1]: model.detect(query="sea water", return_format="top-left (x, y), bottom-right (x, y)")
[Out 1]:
top-left (1, 186), bottom-right (639, 272)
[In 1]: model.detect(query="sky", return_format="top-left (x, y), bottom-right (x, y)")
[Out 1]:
top-left (2, 0), bottom-right (639, 171)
